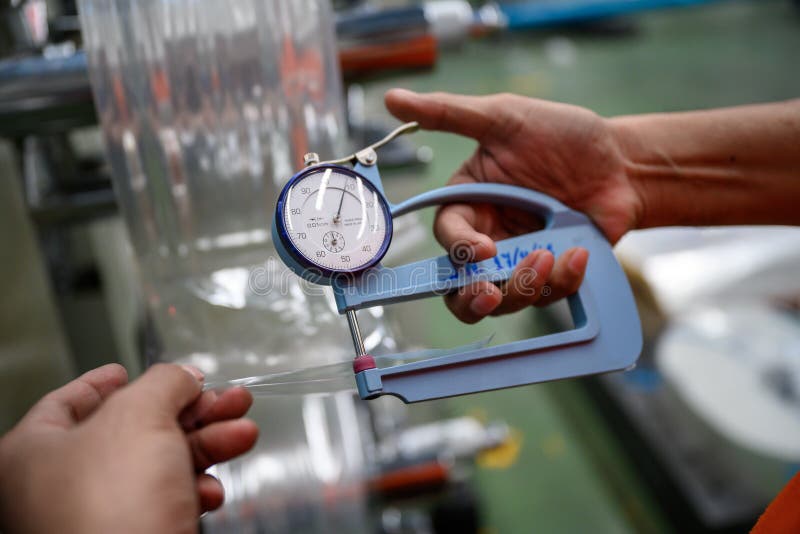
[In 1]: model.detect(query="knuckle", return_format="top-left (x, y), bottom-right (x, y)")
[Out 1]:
top-left (75, 377), bottom-right (103, 403)
top-left (146, 362), bottom-right (172, 375)
top-left (149, 363), bottom-right (184, 380)
top-left (143, 363), bottom-right (198, 391)
top-left (40, 390), bottom-right (61, 405)
top-left (493, 92), bottom-right (518, 106)
top-left (99, 391), bottom-right (130, 415)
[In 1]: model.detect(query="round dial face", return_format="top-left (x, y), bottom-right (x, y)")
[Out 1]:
top-left (279, 166), bottom-right (392, 274)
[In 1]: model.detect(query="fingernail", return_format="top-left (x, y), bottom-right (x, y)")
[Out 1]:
top-left (180, 365), bottom-right (205, 382)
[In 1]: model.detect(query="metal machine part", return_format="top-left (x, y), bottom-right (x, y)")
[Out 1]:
top-left (0, 43), bottom-right (124, 376)
top-left (273, 125), bottom-right (642, 403)
top-left (491, 0), bottom-right (731, 31)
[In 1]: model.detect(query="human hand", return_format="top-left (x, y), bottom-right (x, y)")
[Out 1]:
top-left (385, 89), bottom-right (643, 323)
top-left (0, 363), bottom-right (258, 534)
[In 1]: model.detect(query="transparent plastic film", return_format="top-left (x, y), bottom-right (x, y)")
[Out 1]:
top-left (78, 1), bottom-right (403, 532)
top-left (78, 0), bottom-right (350, 374)
top-left (205, 335), bottom-right (495, 396)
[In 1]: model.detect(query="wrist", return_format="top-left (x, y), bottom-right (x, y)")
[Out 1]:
top-left (607, 112), bottom-right (729, 230)
top-left (607, 102), bottom-right (800, 230)
top-left (605, 116), bottom-right (674, 230)
top-left (606, 115), bottom-right (658, 231)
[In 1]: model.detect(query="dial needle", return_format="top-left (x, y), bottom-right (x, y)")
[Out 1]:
top-left (333, 179), bottom-right (346, 224)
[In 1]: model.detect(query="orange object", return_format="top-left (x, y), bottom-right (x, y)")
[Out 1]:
top-left (752, 471), bottom-right (800, 533)
top-left (339, 34), bottom-right (437, 77)
top-left (369, 461), bottom-right (449, 497)
top-left (149, 67), bottom-right (170, 107)
top-left (279, 35), bottom-right (326, 165)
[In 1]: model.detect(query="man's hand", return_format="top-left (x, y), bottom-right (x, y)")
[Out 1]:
top-left (0, 363), bottom-right (258, 534)
top-left (385, 89), bottom-right (643, 323)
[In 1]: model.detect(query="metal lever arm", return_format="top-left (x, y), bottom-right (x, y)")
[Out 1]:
top-left (322, 122), bottom-right (420, 166)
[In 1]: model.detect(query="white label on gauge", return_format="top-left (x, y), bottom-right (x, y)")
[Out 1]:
top-left (282, 167), bottom-right (391, 273)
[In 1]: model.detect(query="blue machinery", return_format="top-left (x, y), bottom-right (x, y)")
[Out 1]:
top-left (273, 123), bottom-right (642, 403)
top-left (494, 0), bottom-right (728, 30)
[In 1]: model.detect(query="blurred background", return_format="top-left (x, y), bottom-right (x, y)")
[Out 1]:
top-left (0, 0), bottom-right (799, 532)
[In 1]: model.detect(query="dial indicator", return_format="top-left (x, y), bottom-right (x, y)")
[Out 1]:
top-left (277, 165), bottom-right (392, 275)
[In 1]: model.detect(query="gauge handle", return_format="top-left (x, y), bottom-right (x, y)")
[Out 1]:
top-left (389, 182), bottom-right (587, 229)
top-left (330, 181), bottom-right (641, 402)
top-left (333, 182), bottom-right (595, 310)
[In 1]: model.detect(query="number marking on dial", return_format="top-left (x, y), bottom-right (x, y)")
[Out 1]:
top-left (323, 231), bottom-right (345, 253)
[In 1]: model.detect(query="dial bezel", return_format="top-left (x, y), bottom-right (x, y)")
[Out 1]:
top-left (275, 164), bottom-right (393, 277)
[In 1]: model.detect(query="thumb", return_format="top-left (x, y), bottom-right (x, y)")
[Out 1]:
top-left (434, 203), bottom-right (497, 263)
top-left (122, 364), bottom-right (204, 417)
top-left (24, 363), bottom-right (129, 428)
top-left (385, 89), bottom-right (505, 143)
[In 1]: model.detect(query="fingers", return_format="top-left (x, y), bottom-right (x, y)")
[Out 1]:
top-left (444, 250), bottom-right (553, 323)
top-left (187, 419), bottom-right (259, 472)
top-left (444, 248), bottom-right (588, 323)
top-left (535, 248), bottom-right (589, 307)
top-left (385, 89), bottom-right (508, 143)
top-left (444, 280), bottom-right (503, 324)
top-left (180, 387), bottom-right (253, 431)
top-left (197, 473), bottom-right (225, 513)
top-left (492, 249), bottom-right (555, 315)
top-left (179, 389), bottom-right (218, 431)
top-left (27, 363), bottom-right (129, 428)
top-left (434, 204), bottom-right (497, 263)
top-left (124, 364), bottom-right (204, 417)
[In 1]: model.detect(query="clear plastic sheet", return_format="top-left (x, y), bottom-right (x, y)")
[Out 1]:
top-left (79, 1), bottom-right (407, 532)
top-left (206, 336), bottom-right (494, 396)
top-left (79, 0), bottom-right (352, 374)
